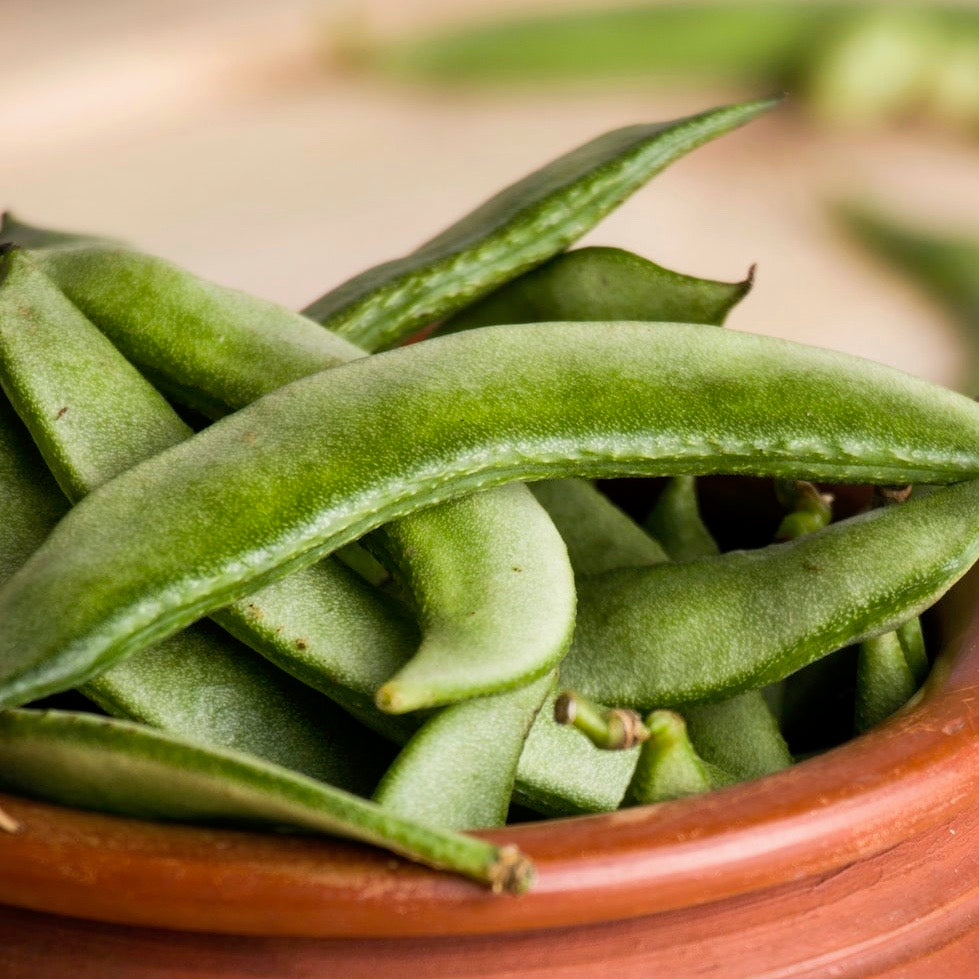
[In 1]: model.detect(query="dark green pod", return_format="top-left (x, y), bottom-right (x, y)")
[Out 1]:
top-left (301, 100), bottom-right (777, 350)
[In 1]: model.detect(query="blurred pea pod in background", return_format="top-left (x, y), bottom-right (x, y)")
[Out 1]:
top-left (338, 1), bottom-right (979, 134)
top-left (838, 205), bottom-right (979, 396)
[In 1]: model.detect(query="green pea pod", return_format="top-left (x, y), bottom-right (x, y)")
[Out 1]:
top-left (2, 321), bottom-right (979, 709)
top-left (563, 479), bottom-right (979, 708)
top-left (838, 204), bottom-right (979, 396)
top-left (0, 249), bottom-right (391, 791)
top-left (682, 692), bottom-right (791, 781)
top-left (300, 99), bottom-right (777, 350)
top-left (645, 475), bottom-right (721, 563)
top-left (373, 673), bottom-right (555, 830)
top-left (625, 710), bottom-right (735, 806)
top-left (855, 631), bottom-right (917, 732)
top-left (439, 247), bottom-right (752, 334)
top-left (370, 485), bottom-right (573, 713)
top-left (0, 399), bottom-right (67, 582)
top-left (528, 478), bottom-right (668, 575)
top-left (14, 241), bottom-right (576, 712)
top-left (896, 615), bottom-right (929, 683)
top-left (0, 709), bottom-right (534, 893)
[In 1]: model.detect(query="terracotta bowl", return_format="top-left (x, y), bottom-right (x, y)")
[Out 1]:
top-left (2, 548), bottom-right (978, 975)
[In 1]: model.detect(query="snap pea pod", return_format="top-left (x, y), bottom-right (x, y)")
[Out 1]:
top-left (2, 321), bottom-right (979, 710)
top-left (773, 479), bottom-right (834, 540)
top-left (373, 673), bottom-right (554, 830)
top-left (645, 476), bottom-right (720, 563)
top-left (562, 478), bottom-right (979, 709)
top-left (12, 239), bottom-right (576, 712)
top-left (839, 205), bottom-right (979, 396)
top-left (300, 99), bottom-right (776, 350)
top-left (0, 709), bottom-right (533, 893)
top-left (0, 249), bottom-right (391, 791)
top-left (439, 247), bottom-right (752, 334)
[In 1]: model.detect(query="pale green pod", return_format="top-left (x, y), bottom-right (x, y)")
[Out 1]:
top-left (682, 692), bottom-right (791, 781)
top-left (2, 322), bottom-right (979, 709)
top-left (301, 99), bottom-right (777, 350)
top-left (441, 246), bottom-right (751, 334)
top-left (373, 673), bottom-right (555, 830)
top-left (529, 478), bottom-right (668, 574)
top-left (14, 239), bottom-right (576, 712)
top-left (0, 249), bottom-right (392, 790)
top-left (645, 475), bottom-right (720, 563)
top-left (562, 479), bottom-right (979, 709)
top-left (371, 485), bottom-right (574, 713)
top-left (855, 632), bottom-right (917, 732)
top-left (896, 615), bottom-right (929, 683)
top-left (0, 709), bottom-right (534, 893)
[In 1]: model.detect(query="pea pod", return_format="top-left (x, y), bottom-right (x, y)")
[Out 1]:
top-left (645, 475), bottom-right (720, 563)
top-left (11, 240), bottom-right (575, 712)
top-left (300, 99), bottom-right (777, 350)
top-left (373, 673), bottom-right (554, 830)
top-left (562, 478), bottom-right (979, 708)
top-left (0, 249), bottom-right (391, 791)
top-left (440, 246), bottom-right (752, 334)
top-left (1, 321), bottom-right (979, 710)
top-left (0, 709), bottom-right (533, 893)
top-left (855, 631), bottom-right (918, 732)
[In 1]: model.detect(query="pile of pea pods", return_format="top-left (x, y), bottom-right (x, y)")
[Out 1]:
top-left (0, 98), bottom-right (978, 894)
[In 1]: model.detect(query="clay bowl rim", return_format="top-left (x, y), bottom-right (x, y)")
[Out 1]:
top-left (1, 567), bottom-right (978, 940)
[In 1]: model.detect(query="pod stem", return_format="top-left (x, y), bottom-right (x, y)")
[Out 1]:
top-left (487, 844), bottom-right (536, 895)
top-left (774, 479), bottom-right (834, 540)
top-left (553, 691), bottom-right (647, 750)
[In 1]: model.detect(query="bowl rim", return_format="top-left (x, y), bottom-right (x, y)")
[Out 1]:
top-left (1, 567), bottom-right (977, 940)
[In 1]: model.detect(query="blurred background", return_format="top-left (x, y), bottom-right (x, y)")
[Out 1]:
top-left (4, 0), bottom-right (977, 386)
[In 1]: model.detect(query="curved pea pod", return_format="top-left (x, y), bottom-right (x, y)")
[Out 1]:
top-left (0, 251), bottom-right (393, 790)
top-left (300, 98), bottom-right (777, 350)
top-left (645, 475), bottom-right (720, 563)
top-left (0, 709), bottom-right (534, 893)
top-left (838, 204), bottom-right (979, 396)
top-left (562, 478), bottom-right (979, 709)
top-left (20, 240), bottom-right (575, 711)
top-left (2, 321), bottom-right (979, 709)
top-left (373, 673), bottom-right (554, 830)
top-left (370, 486), bottom-right (574, 713)
top-left (440, 246), bottom-right (752, 334)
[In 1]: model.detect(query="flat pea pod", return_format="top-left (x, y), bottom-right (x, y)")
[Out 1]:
top-left (838, 204), bottom-right (979, 396)
top-left (2, 321), bottom-right (979, 709)
top-left (0, 250), bottom-right (392, 791)
top-left (561, 479), bottom-right (979, 709)
top-left (440, 246), bottom-right (752, 334)
top-left (0, 708), bottom-right (533, 893)
top-left (300, 99), bottom-right (777, 350)
top-left (369, 485), bottom-right (573, 713)
top-left (373, 673), bottom-right (554, 830)
top-left (12, 239), bottom-right (575, 713)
